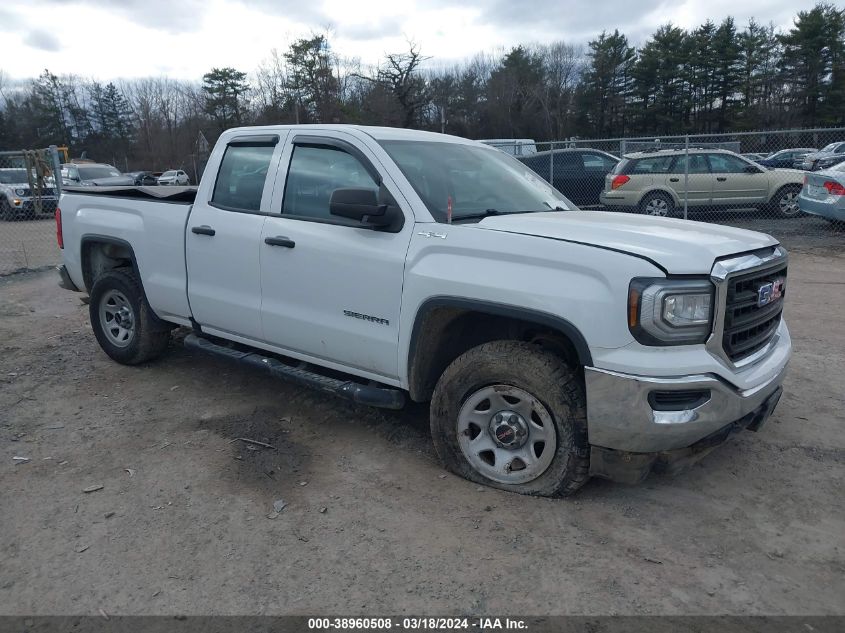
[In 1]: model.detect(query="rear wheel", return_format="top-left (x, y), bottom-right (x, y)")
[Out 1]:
top-left (89, 268), bottom-right (171, 365)
top-left (639, 192), bottom-right (675, 217)
top-left (430, 341), bottom-right (590, 497)
top-left (770, 185), bottom-right (802, 218)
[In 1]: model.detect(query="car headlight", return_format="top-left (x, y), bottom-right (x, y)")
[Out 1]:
top-left (628, 278), bottom-right (714, 345)
top-left (14, 188), bottom-right (28, 196)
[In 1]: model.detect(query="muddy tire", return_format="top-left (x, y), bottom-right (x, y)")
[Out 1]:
top-left (89, 268), bottom-right (170, 365)
top-left (639, 191), bottom-right (675, 217)
top-left (430, 341), bottom-right (590, 497)
top-left (769, 185), bottom-right (802, 218)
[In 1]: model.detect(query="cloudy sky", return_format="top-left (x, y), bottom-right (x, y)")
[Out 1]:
top-left (0, 0), bottom-right (820, 81)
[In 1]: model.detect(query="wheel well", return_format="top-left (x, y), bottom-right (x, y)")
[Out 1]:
top-left (407, 304), bottom-right (588, 403)
top-left (640, 189), bottom-right (678, 206)
top-left (81, 239), bottom-right (135, 292)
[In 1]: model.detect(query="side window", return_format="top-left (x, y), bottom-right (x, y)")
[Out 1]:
top-left (582, 153), bottom-right (617, 171)
top-left (707, 154), bottom-right (748, 173)
top-left (671, 154), bottom-right (709, 174)
top-left (282, 145), bottom-right (378, 221)
top-left (211, 143), bottom-right (275, 211)
top-left (555, 152), bottom-right (583, 171)
top-left (629, 156), bottom-right (673, 174)
top-left (836, 144), bottom-right (845, 154)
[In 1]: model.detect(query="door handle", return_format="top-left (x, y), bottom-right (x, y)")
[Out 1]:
top-left (669, 177), bottom-right (680, 182)
top-left (191, 225), bottom-right (215, 236)
top-left (264, 236), bottom-right (295, 248)
top-left (717, 177), bottom-right (727, 182)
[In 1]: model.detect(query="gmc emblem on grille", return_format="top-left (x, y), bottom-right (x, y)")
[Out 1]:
top-left (757, 278), bottom-right (785, 307)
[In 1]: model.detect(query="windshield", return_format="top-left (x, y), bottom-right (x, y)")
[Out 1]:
top-left (820, 143), bottom-right (839, 152)
top-left (0, 169), bottom-right (28, 184)
top-left (78, 166), bottom-right (122, 180)
top-left (162, 170), bottom-right (177, 177)
top-left (378, 140), bottom-right (572, 222)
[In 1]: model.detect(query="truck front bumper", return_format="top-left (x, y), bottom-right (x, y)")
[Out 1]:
top-left (584, 361), bottom-right (788, 483)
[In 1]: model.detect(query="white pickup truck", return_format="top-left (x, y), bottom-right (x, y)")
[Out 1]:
top-left (56, 125), bottom-right (791, 496)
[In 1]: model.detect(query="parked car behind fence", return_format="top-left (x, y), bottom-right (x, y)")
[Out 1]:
top-left (158, 169), bottom-right (190, 186)
top-left (599, 149), bottom-right (804, 218)
top-left (517, 149), bottom-right (619, 207)
top-left (799, 162), bottom-right (845, 225)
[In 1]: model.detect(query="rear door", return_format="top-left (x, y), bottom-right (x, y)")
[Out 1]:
top-left (552, 152), bottom-right (587, 203)
top-left (665, 153), bottom-right (713, 206)
top-left (706, 153), bottom-right (767, 205)
top-left (258, 131), bottom-right (413, 382)
top-left (186, 132), bottom-right (286, 340)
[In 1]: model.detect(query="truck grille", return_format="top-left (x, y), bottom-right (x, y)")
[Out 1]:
top-left (722, 262), bottom-right (787, 361)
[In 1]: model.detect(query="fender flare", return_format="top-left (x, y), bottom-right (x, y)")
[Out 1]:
top-left (407, 296), bottom-right (593, 376)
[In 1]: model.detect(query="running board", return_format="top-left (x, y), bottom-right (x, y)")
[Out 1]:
top-left (183, 334), bottom-right (405, 410)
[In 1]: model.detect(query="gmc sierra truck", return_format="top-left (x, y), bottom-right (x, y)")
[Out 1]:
top-left (56, 125), bottom-right (791, 496)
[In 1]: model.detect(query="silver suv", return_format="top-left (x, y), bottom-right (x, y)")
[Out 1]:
top-left (599, 149), bottom-right (806, 218)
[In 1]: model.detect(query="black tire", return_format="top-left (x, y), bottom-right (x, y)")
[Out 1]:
top-left (430, 341), bottom-right (590, 497)
top-left (769, 185), bottom-right (803, 218)
top-left (89, 268), bottom-right (170, 365)
top-left (639, 191), bottom-right (675, 217)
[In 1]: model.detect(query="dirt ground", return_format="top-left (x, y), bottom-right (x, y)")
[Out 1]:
top-left (0, 247), bottom-right (843, 616)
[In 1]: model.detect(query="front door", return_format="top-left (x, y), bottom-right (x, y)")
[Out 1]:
top-left (186, 133), bottom-right (284, 340)
top-left (706, 153), bottom-right (767, 206)
top-left (259, 133), bottom-right (413, 382)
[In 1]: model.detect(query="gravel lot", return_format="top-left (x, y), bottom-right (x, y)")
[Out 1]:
top-left (1, 249), bottom-right (843, 616)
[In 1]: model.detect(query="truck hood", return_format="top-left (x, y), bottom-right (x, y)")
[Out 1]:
top-left (475, 211), bottom-right (778, 274)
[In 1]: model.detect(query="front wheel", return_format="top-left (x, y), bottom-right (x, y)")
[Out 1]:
top-left (430, 341), bottom-right (590, 497)
top-left (89, 268), bottom-right (171, 365)
top-left (770, 185), bottom-right (802, 218)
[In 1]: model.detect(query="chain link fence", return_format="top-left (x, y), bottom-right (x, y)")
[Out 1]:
top-left (0, 146), bottom-right (62, 275)
top-left (493, 127), bottom-right (845, 250)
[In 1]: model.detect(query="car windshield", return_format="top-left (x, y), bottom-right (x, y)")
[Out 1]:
top-left (162, 171), bottom-right (177, 177)
top-left (0, 169), bottom-right (28, 184)
top-left (78, 166), bottom-right (122, 179)
top-left (820, 143), bottom-right (839, 152)
top-left (378, 140), bottom-right (572, 222)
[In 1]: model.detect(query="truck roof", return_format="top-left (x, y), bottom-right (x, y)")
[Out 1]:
top-left (222, 124), bottom-right (478, 145)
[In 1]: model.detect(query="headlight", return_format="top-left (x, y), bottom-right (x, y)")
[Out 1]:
top-left (628, 278), bottom-right (714, 345)
top-left (14, 188), bottom-right (28, 196)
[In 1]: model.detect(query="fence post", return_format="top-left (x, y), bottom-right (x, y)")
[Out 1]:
top-left (49, 145), bottom-right (62, 196)
top-left (549, 141), bottom-right (555, 187)
top-left (683, 135), bottom-right (689, 221)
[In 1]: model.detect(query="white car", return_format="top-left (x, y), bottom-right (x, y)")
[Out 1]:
top-left (55, 125), bottom-right (791, 496)
top-left (157, 170), bottom-right (190, 186)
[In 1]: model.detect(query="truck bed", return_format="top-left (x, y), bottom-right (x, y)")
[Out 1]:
top-left (59, 188), bottom-right (195, 324)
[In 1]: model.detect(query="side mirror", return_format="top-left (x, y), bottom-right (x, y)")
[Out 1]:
top-left (744, 164), bottom-right (762, 174)
top-left (330, 188), bottom-right (395, 228)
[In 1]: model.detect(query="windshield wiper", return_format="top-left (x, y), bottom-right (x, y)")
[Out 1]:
top-left (453, 208), bottom-right (541, 222)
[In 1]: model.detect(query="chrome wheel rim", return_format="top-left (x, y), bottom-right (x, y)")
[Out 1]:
top-left (457, 385), bottom-right (556, 484)
top-left (99, 289), bottom-right (135, 348)
top-left (645, 198), bottom-right (669, 216)
top-left (779, 191), bottom-right (800, 216)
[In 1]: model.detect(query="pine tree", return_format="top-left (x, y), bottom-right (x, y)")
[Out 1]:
top-left (202, 68), bottom-right (250, 132)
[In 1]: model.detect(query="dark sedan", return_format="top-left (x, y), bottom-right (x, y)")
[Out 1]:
top-left (757, 148), bottom-right (817, 169)
top-left (518, 148), bottom-right (619, 206)
top-left (125, 171), bottom-right (159, 186)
